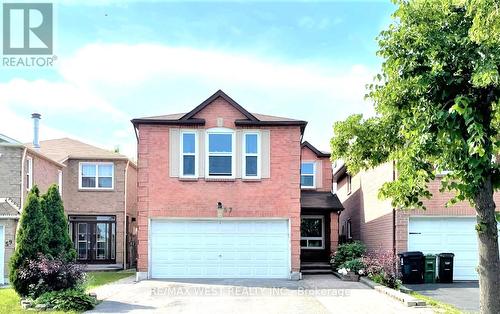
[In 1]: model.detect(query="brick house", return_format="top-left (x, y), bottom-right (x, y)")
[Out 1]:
top-left (0, 133), bottom-right (63, 284)
top-left (132, 90), bottom-right (343, 280)
top-left (29, 137), bottom-right (138, 269)
top-left (334, 162), bottom-right (500, 280)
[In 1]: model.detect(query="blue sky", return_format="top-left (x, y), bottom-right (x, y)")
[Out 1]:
top-left (0, 0), bottom-right (395, 157)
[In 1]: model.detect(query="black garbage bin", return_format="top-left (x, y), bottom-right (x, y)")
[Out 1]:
top-left (438, 253), bottom-right (454, 283)
top-left (398, 251), bottom-right (424, 284)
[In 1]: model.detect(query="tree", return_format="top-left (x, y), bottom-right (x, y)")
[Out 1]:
top-left (9, 186), bottom-right (50, 296)
top-left (330, 1), bottom-right (499, 313)
top-left (41, 184), bottom-right (76, 261)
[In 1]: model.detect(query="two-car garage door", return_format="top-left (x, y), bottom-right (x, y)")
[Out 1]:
top-left (150, 219), bottom-right (290, 279)
top-left (408, 217), bottom-right (500, 281)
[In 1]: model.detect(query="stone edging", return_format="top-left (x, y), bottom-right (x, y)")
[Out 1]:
top-left (359, 277), bottom-right (426, 307)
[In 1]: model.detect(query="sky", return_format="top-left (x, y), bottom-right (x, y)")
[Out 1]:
top-left (0, 0), bottom-right (395, 159)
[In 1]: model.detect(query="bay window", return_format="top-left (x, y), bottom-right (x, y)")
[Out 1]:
top-left (207, 130), bottom-right (234, 177)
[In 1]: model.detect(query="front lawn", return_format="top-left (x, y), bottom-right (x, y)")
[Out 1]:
top-left (0, 270), bottom-right (134, 314)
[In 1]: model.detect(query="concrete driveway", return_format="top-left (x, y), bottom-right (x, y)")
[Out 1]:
top-left (87, 275), bottom-right (432, 314)
top-left (407, 282), bottom-right (479, 313)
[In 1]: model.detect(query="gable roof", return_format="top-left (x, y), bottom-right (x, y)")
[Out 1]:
top-left (0, 198), bottom-right (21, 218)
top-left (25, 138), bottom-right (129, 163)
top-left (131, 90), bottom-right (308, 134)
top-left (0, 133), bottom-right (22, 145)
top-left (181, 90), bottom-right (258, 121)
top-left (301, 141), bottom-right (331, 158)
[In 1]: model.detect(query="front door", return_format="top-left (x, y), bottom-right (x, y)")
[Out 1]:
top-left (300, 214), bottom-right (330, 262)
top-left (70, 216), bottom-right (116, 264)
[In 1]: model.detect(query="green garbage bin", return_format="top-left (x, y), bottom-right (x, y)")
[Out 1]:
top-left (424, 255), bottom-right (436, 283)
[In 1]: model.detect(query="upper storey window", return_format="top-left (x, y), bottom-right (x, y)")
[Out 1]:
top-left (181, 131), bottom-right (197, 178)
top-left (207, 129), bottom-right (234, 178)
top-left (243, 132), bottom-right (260, 179)
top-left (301, 162), bottom-right (315, 188)
top-left (79, 162), bottom-right (114, 189)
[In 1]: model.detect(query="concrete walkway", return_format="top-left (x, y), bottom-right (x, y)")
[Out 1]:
top-left (87, 275), bottom-right (433, 314)
top-left (407, 282), bottom-right (479, 313)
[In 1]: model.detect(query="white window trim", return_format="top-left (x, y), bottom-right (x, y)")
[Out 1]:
top-left (205, 128), bottom-right (235, 179)
top-left (242, 131), bottom-right (261, 179)
top-left (301, 161), bottom-right (316, 189)
top-left (26, 157), bottom-right (33, 191)
top-left (301, 215), bottom-right (325, 250)
top-left (179, 130), bottom-right (198, 178)
top-left (78, 162), bottom-right (114, 190)
top-left (58, 170), bottom-right (63, 196)
top-left (347, 174), bottom-right (352, 195)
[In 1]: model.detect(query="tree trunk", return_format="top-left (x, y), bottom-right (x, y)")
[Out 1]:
top-left (474, 175), bottom-right (500, 314)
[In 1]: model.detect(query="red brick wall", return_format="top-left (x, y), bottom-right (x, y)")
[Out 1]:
top-left (301, 146), bottom-right (332, 192)
top-left (136, 99), bottom-right (302, 273)
top-left (25, 152), bottom-right (62, 197)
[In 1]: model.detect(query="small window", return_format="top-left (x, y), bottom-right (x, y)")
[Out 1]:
top-left (301, 162), bottom-right (315, 188)
top-left (347, 174), bottom-right (352, 194)
top-left (207, 131), bottom-right (234, 177)
top-left (79, 162), bottom-right (114, 189)
top-left (347, 219), bottom-right (352, 239)
top-left (301, 216), bottom-right (324, 249)
top-left (26, 157), bottom-right (33, 191)
top-left (181, 131), bottom-right (197, 177)
top-left (243, 133), bottom-right (260, 178)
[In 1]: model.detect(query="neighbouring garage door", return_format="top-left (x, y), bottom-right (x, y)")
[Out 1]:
top-left (150, 219), bottom-right (290, 279)
top-left (0, 225), bottom-right (4, 285)
top-left (408, 217), bottom-right (492, 281)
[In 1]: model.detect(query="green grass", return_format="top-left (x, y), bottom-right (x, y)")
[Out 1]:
top-left (0, 270), bottom-right (134, 314)
top-left (410, 291), bottom-right (463, 314)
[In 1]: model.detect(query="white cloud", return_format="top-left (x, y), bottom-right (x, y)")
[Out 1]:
top-left (2, 42), bottom-right (377, 156)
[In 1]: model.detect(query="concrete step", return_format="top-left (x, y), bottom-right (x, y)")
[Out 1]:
top-left (301, 263), bottom-right (331, 270)
top-left (301, 269), bottom-right (334, 275)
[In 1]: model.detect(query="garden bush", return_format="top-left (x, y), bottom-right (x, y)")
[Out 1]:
top-left (330, 241), bottom-right (366, 270)
top-left (35, 287), bottom-right (97, 312)
top-left (339, 258), bottom-right (365, 274)
top-left (18, 254), bottom-right (86, 299)
top-left (362, 251), bottom-right (401, 289)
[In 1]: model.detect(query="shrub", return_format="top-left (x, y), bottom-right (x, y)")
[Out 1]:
top-left (330, 241), bottom-right (366, 270)
top-left (9, 187), bottom-right (50, 296)
top-left (41, 185), bottom-right (77, 261)
top-left (35, 287), bottom-right (97, 312)
top-left (339, 258), bottom-right (365, 274)
top-left (362, 251), bottom-right (401, 289)
top-left (17, 254), bottom-right (86, 299)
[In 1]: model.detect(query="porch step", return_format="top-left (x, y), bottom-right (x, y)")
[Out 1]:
top-left (300, 262), bottom-right (331, 270)
top-left (301, 269), bottom-right (334, 275)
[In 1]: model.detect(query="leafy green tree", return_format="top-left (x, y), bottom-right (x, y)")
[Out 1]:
top-left (331, 1), bottom-right (499, 312)
top-left (9, 186), bottom-right (49, 296)
top-left (41, 184), bottom-right (76, 261)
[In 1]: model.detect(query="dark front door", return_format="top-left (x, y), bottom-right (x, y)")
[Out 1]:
top-left (301, 214), bottom-right (331, 262)
top-left (70, 215), bottom-right (116, 264)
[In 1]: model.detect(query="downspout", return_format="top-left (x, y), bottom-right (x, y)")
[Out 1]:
top-left (123, 160), bottom-right (130, 270)
top-left (20, 147), bottom-right (27, 208)
top-left (392, 160), bottom-right (396, 256)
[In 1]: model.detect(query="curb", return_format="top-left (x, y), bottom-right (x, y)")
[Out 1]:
top-left (359, 277), bottom-right (426, 307)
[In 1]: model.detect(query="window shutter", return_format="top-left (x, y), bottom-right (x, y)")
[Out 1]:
top-left (261, 130), bottom-right (271, 178)
top-left (198, 130), bottom-right (205, 178)
top-left (315, 161), bottom-right (323, 189)
top-left (169, 128), bottom-right (180, 177)
top-left (235, 130), bottom-right (243, 178)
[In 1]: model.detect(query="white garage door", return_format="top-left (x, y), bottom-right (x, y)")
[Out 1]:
top-left (0, 225), bottom-right (4, 285)
top-left (409, 217), bottom-right (483, 280)
top-left (150, 219), bottom-right (290, 279)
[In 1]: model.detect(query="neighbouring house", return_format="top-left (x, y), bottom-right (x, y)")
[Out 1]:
top-left (334, 162), bottom-right (500, 280)
top-left (132, 90), bottom-right (343, 280)
top-left (0, 130), bottom-right (64, 284)
top-left (27, 136), bottom-right (138, 270)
